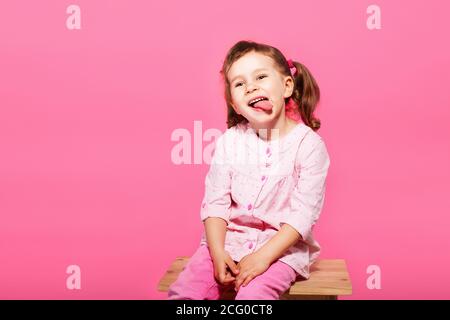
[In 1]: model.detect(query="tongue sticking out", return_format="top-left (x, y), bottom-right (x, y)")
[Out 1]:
top-left (253, 100), bottom-right (273, 111)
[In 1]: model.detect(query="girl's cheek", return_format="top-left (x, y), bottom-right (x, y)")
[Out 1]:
top-left (231, 94), bottom-right (241, 105)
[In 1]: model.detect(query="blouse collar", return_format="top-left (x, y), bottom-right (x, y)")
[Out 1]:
top-left (239, 120), bottom-right (308, 155)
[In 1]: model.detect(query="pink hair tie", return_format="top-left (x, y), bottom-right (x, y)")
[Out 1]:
top-left (287, 59), bottom-right (297, 77)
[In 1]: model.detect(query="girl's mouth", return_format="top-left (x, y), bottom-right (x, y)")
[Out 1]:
top-left (253, 106), bottom-right (270, 113)
top-left (248, 97), bottom-right (273, 112)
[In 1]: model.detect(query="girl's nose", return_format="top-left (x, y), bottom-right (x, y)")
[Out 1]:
top-left (246, 84), bottom-right (258, 94)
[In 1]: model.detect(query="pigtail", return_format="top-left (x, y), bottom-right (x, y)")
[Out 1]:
top-left (290, 61), bottom-right (321, 131)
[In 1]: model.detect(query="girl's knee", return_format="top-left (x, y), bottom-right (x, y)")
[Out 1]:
top-left (234, 283), bottom-right (280, 300)
top-left (167, 269), bottom-right (221, 300)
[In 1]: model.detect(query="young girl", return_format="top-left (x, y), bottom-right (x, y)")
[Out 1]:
top-left (168, 40), bottom-right (331, 300)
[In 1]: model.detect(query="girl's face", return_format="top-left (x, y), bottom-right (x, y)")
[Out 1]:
top-left (227, 52), bottom-right (294, 127)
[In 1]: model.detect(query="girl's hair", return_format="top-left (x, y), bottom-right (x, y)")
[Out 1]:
top-left (220, 40), bottom-right (321, 131)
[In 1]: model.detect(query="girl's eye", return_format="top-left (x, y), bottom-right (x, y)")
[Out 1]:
top-left (234, 75), bottom-right (266, 88)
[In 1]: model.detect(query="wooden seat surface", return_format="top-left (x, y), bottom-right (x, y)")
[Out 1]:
top-left (158, 257), bottom-right (352, 299)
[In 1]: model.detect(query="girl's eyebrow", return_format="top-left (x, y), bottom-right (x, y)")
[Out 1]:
top-left (230, 68), bottom-right (269, 84)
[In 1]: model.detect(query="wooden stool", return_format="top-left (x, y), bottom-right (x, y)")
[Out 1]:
top-left (158, 257), bottom-right (352, 300)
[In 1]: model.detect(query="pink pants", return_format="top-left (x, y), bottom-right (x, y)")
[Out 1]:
top-left (167, 245), bottom-right (297, 300)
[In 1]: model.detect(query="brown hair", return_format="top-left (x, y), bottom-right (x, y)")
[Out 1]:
top-left (219, 40), bottom-right (321, 131)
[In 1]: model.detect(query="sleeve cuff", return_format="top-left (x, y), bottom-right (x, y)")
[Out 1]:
top-left (200, 203), bottom-right (231, 224)
top-left (279, 212), bottom-right (312, 240)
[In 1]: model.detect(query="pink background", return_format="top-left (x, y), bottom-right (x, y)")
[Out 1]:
top-left (1, 0), bottom-right (449, 299)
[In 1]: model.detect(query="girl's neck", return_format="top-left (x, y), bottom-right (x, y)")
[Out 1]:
top-left (251, 116), bottom-right (299, 142)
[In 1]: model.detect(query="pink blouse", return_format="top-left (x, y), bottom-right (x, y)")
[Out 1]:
top-left (199, 121), bottom-right (331, 279)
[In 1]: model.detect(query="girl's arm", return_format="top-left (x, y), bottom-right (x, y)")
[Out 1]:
top-left (256, 139), bottom-right (330, 264)
top-left (234, 224), bottom-right (300, 291)
top-left (235, 139), bottom-right (330, 290)
top-left (256, 223), bottom-right (301, 264)
top-left (204, 217), bottom-right (227, 254)
top-left (204, 217), bottom-right (240, 284)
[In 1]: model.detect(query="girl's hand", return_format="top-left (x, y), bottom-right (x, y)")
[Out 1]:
top-left (235, 252), bottom-right (271, 291)
top-left (210, 250), bottom-right (240, 286)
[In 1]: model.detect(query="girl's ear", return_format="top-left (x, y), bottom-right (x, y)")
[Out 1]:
top-left (283, 76), bottom-right (295, 99)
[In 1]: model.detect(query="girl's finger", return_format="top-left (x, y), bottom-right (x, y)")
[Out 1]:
top-left (235, 272), bottom-right (248, 291)
top-left (224, 271), bottom-right (234, 280)
top-left (223, 277), bottom-right (236, 285)
top-left (218, 264), bottom-right (227, 283)
top-left (226, 257), bottom-right (240, 275)
top-left (242, 274), bottom-right (254, 287)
